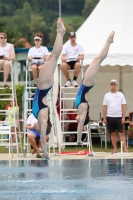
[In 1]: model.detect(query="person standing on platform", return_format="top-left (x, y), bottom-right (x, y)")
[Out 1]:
top-left (103, 79), bottom-right (128, 153)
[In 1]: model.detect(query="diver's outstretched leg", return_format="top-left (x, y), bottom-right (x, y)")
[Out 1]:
top-left (38, 18), bottom-right (66, 89)
top-left (83, 31), bottom-right (115, 86)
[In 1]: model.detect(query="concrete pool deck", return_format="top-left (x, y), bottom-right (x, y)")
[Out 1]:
top-left (0, 152), bottom-right (133, 160)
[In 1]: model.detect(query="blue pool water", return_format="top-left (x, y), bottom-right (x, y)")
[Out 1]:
top-left (0, 159), bottom-right (133, 200)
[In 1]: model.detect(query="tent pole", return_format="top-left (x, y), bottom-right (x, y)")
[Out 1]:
top-left (119, 66), bottom-right (122, 91)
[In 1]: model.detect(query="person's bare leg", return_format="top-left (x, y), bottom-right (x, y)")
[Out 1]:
top-left (61, 62), bottom-right (70, 80)
top-left (12, 134), bottom-right (16, 145)
top-left (38, 18), bottom-right (66, 89)
top-left (40, 125), bottom-right (49, 158)
top-left (38, 140), bottom-right (41, 148)
top-left (111, 132), bottom-right (117, 152)
top-left (127, 130), bottom-right (133, 139)
top-left (31, 64), bottom-right (38, 84)
top-left (77, 103), bottom-right (88, 143)
top-left (83, 31), bottom-right (115, 86)
top-left (28, 132), bottom-right (39, 155)
top-left (74, 62), bottom-right (80, 77)
top-left (3, 61), bottom-right (10, 85)
top-left (38, 64), bottom-right (43, 72)
top-left (38, 108), bottom-right (49, 158)
top-left (31, 140), bottom-right (41, 154)
top-left (130, 134), bottom-right (133, 140)
top-left (118, 132), bottom-right (128, 152)
top-left (31, 149), bottom-right (36, 154)
top-left (11, 127), bottom-right (17, 148)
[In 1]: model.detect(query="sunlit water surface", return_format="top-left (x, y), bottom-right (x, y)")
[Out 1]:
top-left (0, 159), bottom-right (133, 200)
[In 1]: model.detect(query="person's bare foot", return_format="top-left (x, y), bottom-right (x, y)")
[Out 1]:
top-left (124, 148), bottom-right (129, 153)
top-left (124, 150), bottom-right (129, 153)
top-left (57, 18), bottom-right (66, 35)
top-left (77, 141), bottom-right (83, 146)
top-left (107, 31), bottom-right (115, 43)
top-left (42, 152), bottom-right (50, 160)
top-left (111, 149), bottom-right (117, 154)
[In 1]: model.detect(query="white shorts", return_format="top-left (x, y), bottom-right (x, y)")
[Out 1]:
top-left (31, 60), bottom-right (44, 66)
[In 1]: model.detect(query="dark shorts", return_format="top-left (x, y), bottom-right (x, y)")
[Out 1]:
top-left (107, 117), bottom-right (123, 133)
top-left (66, 61), bottom-right (79, 69)
top-left (31, 130), bottom-right (40, 138)
top-left (29, 130), bottom-right (40, 149)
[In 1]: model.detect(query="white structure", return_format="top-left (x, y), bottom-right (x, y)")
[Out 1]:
top-left (76, 0), bottom-right (133, 66)
top-left (0, 61), bottom-right (21, 157)
top-left (64, 0), bottom-right (133, 120)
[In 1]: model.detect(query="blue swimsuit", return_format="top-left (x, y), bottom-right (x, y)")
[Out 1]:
top-left (32, 87), bottom-right (52, 119)
top-left (75, 83), bottom-right (93, 109)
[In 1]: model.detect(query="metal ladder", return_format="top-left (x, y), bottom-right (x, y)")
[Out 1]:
top-left (0, 61), bottom-right (22, 157)
top-left (23, 60), bottom-right (55, 157)
top-left (58, 61), bottom-right (92, 153)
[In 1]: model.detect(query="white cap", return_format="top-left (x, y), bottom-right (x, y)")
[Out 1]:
top-left (34, 36), bottom-right (42, 40)
top-left (110, 79), bottom-right (117, 84)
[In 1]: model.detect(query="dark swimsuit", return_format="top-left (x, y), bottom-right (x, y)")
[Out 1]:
top-left (75, 82), bottom-right (93, 109)
top-left (32, 87), bottom-right (52, 119)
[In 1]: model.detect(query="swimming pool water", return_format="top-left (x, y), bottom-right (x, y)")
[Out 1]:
top-left (0, 159), bottom-right (133, 200)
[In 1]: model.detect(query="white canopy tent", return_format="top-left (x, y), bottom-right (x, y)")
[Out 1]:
top-left (76, 0), bottom-right (133, 67)
top-left (61, 0), bottom-right (133, 120)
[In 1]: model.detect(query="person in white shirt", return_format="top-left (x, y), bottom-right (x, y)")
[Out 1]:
top-left (103, 79), bottom-right (128, 153)
top-left (26, 111), bottom-right (51, 158)
top-left (0, 32), bottom-right (15, 89)
top-left (28, 33), bottom-right (49, 87)
top-left (26, 113), bottom-right (42, 158)
top-left (61, 32), bottom-right (84, 87)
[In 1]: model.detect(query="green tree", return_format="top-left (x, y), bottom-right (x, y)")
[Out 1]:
top-left (49, 20), bottom-right (75, 45)
top-left (8, 2), bottom-right (32, 42)
top-left (62, 0), bottom-right (85, 15)
top-left (28, 14), bottom-right (46, 45)
top-left (82, 0), bottom-right (99, 18)
top-left (0, 20), bottom-right (23, 47)
top-left (69, 16), bottom-right (85, 32)
top-left (0, 0), bottom-right (29, 16)
top-left (0, 0), bottom-right (100, 47)
top-left (40, 9), bottom-right (58, 30)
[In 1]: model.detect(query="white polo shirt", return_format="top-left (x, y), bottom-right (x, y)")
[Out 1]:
top-left (28, 46), bottom-right (49, 58)
top-left (62, 43), bottom-right (84, 62)
top-left (103, 91), bottom-right (126, 117)
top-left (26, 114), bottom-right (38, 131)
